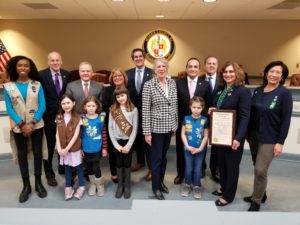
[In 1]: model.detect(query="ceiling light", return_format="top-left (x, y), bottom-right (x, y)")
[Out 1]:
top-left (112, 0), bottom-right (124, 2)
top-left (158, 0), bottom-right (169, 2)
top-left (156, 15), bottom-right (165, 18)
top-left (203, 0), bottom-right (217, 2)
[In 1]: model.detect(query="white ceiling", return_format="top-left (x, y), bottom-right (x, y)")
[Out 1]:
top-left (1, 0), bottom-right (300, 20)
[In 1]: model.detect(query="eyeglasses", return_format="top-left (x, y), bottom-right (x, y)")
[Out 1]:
top-left (113, 74), bottom-right (123, 79)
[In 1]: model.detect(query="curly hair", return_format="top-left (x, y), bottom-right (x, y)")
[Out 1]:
top-left (6, 55), bottom-right (39, 81)
top-left (219, 61), bottom-right (245, 87)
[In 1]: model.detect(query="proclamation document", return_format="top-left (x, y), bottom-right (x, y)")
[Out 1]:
top-left (210, 109), bottom-right (236, 147)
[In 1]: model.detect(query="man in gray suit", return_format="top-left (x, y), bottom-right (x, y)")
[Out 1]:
top-left (65, 61), bottom-right (103, 113)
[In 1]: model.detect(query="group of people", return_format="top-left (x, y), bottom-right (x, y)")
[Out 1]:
top-left (3, 48), bottom-right (292, 212)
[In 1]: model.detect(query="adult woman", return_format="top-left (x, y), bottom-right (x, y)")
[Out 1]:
top-left (3, 56), bottom-right (47, 203)
top-left (244, 61), bottom-right (292, 211)
top-left (210, 62), bottom-right (251, 206)
top-left (102, 68), bottom-right (128, 183)
top-left (142, 58), bottom-right (178, 200)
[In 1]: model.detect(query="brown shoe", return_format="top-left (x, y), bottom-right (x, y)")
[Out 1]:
top-left (131, 163), bottom-right (145, 172)
top-left (145, 170), bottom-right (152, 181)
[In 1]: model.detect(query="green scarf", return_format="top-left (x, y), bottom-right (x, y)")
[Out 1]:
top-left (216, 85), bottom-right (234, 109)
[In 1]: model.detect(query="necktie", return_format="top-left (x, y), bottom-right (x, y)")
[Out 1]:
top-left (84, 82), bottom-right (89, 98)
top-left (136, 69), bottom-right (142, 94)
top-left (208, 76), bottom-right (213, 93)
top-left (54, 73), bottom-right (61, 96)
top-left (189, 80), bottom-right (195, 98)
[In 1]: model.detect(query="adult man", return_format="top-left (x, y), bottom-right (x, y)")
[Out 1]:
top-left (126, 48), bottom-right (153, 180)
top-left (39, 51), bottom-right (70, 186)
top-left (65, 61), bottom-right (103, 114)
top-left (203, 56), bottom-right (220, 182)
top-left (174, 58), bottom-right (211, 185)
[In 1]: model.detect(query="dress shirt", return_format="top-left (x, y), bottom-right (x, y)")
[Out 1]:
top-left (205, 73), bottom-right (217, 90)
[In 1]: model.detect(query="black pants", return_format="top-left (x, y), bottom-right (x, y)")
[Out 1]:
top-left (13, 128), bottom-right (43, 178)
top-left (114, 140), bottom-right (133, 168)
top-left (209, 145), bottom-right (219, 177)
top-left (43, 116), bottom-right (57, 177)
top-left (150, 132), bottom-right (172, 192)
top-left (133, 123), bottom-right (151, 168)
top-left (175, 128), bottom-right (185, 178)
top-left (84, 152), bottom-right (101, 178)
top-left (217, 144), bottom-right (244, 203)
top-left (107, 126), bottom-right (117, 176)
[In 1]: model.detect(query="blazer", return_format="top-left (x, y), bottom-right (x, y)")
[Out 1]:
top-left (176, 76), bottom-right (211, 124)
top-left (142, 77), bottom-right (178, 135)
top-left (213, 85), bottom-right (251, 142)
top-left (126, 66), bottom-right (153, 109)
top-left (65, 79), bottom-right (103, 113)
top-left (39, 68), bottom-right (70, 118)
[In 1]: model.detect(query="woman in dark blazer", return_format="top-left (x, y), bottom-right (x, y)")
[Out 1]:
top-left (209, 61), bottom-right (251, 206)
top-left (142, 58), bottom-right (178, 200)
top-left (244, 61), bottom-right (292, 211)
top-left (102, 68), bottom-right (129, 183)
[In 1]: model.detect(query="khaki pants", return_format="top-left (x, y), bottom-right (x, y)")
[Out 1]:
top-left (252, 143), bottom-right (275, 204)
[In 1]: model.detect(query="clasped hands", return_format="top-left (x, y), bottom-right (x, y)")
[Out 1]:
top-left (21, 123), bottom-right (34, 137)
top-left (117, 146), bottom-right (130, 154)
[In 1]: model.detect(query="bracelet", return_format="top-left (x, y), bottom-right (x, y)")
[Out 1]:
top-left (17, 121), bottom-right (25, 128)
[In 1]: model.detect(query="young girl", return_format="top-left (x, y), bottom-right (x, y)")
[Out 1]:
top-left (109, 86), bottom-right (138, 199)
top-left (81, 96), bottom-right (107, 197)
top-left (180, 96), bottom-right (209, 199)
top-left (56, 94), bottom-right (84, 200)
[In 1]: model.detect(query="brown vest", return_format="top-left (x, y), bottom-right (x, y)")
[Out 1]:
top-left (56, 113), bottom-right (81, 152)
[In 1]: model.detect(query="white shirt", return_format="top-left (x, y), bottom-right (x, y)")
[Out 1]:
top-left (205, 73), bottom-right (217, 90)
top-left (81, 80), bottom-right (91, 91)
top-left (135, 67), bottom-right (145, 89)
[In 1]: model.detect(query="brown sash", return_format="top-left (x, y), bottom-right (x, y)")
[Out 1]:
top-left (111, 109), bottom-right (133, 137)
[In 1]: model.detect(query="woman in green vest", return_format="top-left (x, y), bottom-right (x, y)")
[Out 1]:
top-left (3, 55), bottom-right (47, 203)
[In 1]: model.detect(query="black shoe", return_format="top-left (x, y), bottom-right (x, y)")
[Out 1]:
top-left (174, 176), bottom-right (183, 185)
top-left (19, 181), bottom-right (32, 203)
top-left (244, 193), bottom-right (267, 204)
top-left (212, 190), bottom-right (223, 196)
top-left (35, 177), bottom-right (47, 198)
top-left (46, 176), bottom-right (58, 187)
top-left (248, 202), bottom-right (260, 211)
top-left (160, 182), bottom-right (169, 194)
top-left (154, 190), bottom-right (165, 200)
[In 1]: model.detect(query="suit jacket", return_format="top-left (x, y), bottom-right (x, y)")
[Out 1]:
top-left (213, 85), bottom-right (251, 142)
top-left (176, 76), bottom-right (211, 124)
top-left (142, 77), bottom-right (178, 135)
top-left (126, 66), bottom-right (153, 109)
top-left (39, 68), bottom-right (70, 118)
top-left (65, 80), bottom-right (103, 113)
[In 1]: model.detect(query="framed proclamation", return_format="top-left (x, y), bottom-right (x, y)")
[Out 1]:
top-left (209, 109), bottom-right (236, 147)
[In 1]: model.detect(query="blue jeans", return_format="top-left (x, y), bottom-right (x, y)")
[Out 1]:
top-left (65, 165), bottom-right (85, 187)
top-left (184, 148), bottom-right (206, 186)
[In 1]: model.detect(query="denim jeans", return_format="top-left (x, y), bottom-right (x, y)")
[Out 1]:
top-left (65, 165), bottom-right (85, 187)
top-left (184, 147), bottom-right (206, 186)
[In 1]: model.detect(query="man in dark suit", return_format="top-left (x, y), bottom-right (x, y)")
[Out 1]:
top-left (174, 57), bottom-right (211, 185)
top-left (203, 56), bottom-right (220, 182)
top-left (65, 61), bottom-right (103, 114)
top-left (39, 51), bottom-right (70, 186)
top-left (126, 48), bottom-right (153, 180)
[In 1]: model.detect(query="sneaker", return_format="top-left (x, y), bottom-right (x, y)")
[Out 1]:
top-left (65, 187), bottom-right (74, 200)
top-left (193, 186), bottom-right (202, 199)
top-left (180, 183), bottom-right (191, 197)
top-left (74, 186), bottom-right (85, 200)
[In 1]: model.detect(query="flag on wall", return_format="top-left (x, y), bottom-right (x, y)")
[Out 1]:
top-left (0, 39), bottom-right (12, 72)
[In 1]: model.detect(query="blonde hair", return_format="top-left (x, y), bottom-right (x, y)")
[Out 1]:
top-left (109, 68), bottom-right (128, 87)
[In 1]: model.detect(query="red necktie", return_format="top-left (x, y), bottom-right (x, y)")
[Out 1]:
top-left (84, 82), bottom-right (89, 98)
